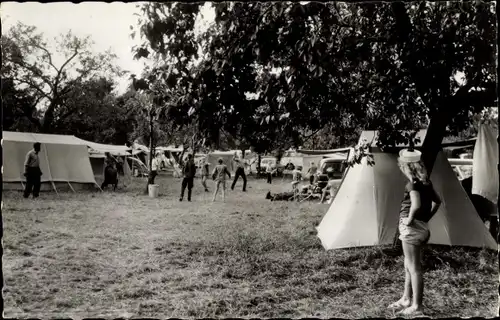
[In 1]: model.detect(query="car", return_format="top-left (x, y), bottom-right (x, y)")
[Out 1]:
top-left (318, 157), bottom-right (347, 180)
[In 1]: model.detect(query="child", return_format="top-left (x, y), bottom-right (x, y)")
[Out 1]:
top-left (266, 163), bottom-right (274, 184)
top-left (201, 160), bottom-right (210, 192)
top-left (388, 149), bottom-right (441, 316)
top-left (291, 166), bottom-right (302, 192)
top-left (306, 161), bottom-right (318, 185)
top-left (212, 158), bottom-right (231, 202)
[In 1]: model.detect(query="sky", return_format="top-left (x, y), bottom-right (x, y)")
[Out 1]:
top-left (1, 2), bottom-right (215, 94)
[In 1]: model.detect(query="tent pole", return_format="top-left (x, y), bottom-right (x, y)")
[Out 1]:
top-left (51, 181), bottom-right (59, 196)
top-left (67, 181), bottom-right (75, 193)
top-left (41, 145), bottom-right (58, 195)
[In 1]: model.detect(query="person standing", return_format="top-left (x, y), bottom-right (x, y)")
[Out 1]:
top-left (231, 152), bottom-right (248, 192)
top-left (102, 152), bottom-right (119, 190)
top-left (388, 149), bottom-right (442, 316)
top-left (266, 163), bottom-right (274, 184)
top-left (306, 161), bottom-right (318, 185)
top-left (201, 160), bottom-right (210, 192)
top-left (149, 152), bottom-right (161, 185)
top-left (179, 153), bottom-right (196, 202)
top-left (24, 142), bottom-right (43, 199)
top-left (212, 157), bottom-right (231, 202)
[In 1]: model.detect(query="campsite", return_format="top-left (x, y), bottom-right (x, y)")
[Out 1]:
top-left (2, 2), bottom-right (499, 319)
top-left (2, 173), bottom-right (498, 318)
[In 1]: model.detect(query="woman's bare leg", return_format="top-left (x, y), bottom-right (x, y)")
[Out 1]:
top-left (221, 181), bottom-right (226, 202)
top-left (212, 181), bottom-right (219, 201)
top-left (400, 241), bottom-right (424, 315)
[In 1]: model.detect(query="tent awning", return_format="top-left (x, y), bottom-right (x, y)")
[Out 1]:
top-left (298, 147), bottom-right (351, 155)
top-left (3, 131), bottom-right (88, 145)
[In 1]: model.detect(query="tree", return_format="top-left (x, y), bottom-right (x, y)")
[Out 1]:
top-left (134, 2), bottom-right (496, 173)
top-left (1, 22), bottom-right (122, 133)
top-left (50, 77), bottom-right (135, 145)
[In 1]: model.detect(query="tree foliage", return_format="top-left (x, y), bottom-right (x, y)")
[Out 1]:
top-left (134, 1), bottom-right (496, 170)
top-left (1, 22), bottom-right (123, 133)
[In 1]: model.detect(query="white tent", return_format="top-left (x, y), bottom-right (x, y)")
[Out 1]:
top-left (317, 130), bottom-right (497, 250)
top-left (472, 123), bottom-right (498, 204)
top-left (2, 131), bottom-right (99, 191)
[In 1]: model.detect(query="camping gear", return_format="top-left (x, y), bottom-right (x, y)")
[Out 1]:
top-left (317, 130), bottom-right (497, 250)
top-left (3, 131), bottom-right (100, 192)
top-left (148, 184), bottom-right (159, 198)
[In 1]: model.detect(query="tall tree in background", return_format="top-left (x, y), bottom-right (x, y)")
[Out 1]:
top-left (134, 1), bottom-right (496, 173)
top-left (1, 22), bottom-right (122, 133)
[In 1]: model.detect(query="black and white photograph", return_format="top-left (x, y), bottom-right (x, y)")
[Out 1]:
top-left (1, 1), bottom-right (498, 318)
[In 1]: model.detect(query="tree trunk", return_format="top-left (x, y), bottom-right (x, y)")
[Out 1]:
top-left (146, 111), bottom-right (155, 193)
top-left (421, 109), bottom-right (453, 175)
top-left (257, 154), bottom-right (262, 177)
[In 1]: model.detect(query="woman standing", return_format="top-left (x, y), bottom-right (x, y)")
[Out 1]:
top-left (388, 149), bottom-right (441, 316)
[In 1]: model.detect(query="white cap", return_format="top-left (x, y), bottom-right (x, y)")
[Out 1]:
top-left (399, 149), bottom-right (422, 163)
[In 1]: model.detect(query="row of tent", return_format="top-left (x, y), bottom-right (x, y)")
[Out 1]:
top-left (3, 127), bottom-right (497, 251)
top-left (2, 131), bottom-right (136, 192)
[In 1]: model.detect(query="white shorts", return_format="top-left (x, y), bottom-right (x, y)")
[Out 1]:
top-left (399, 219), bottom-right (430, 246)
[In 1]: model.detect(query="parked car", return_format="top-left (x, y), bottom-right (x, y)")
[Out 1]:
top-left (318, 158), bottom-right (347, 180)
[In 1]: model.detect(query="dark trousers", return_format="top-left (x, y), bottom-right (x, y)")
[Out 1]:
top-left (309, 175), bottom-right (315, 185)
top-left (231, 167), bottom-right (247, 191)
top-left (148, 170), bottom-right (158, 185)
top-left (181, 177), bottom-right (194, 201)
top-left (267, 172), bottom-right (272, 184)
top-left (24, 167), bottom-right (42, 198)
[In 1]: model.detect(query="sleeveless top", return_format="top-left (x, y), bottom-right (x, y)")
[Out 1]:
top-left (399, 180), bottom-right (435, 223)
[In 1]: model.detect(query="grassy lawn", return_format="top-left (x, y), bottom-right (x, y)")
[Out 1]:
top-left (2, 173), bottom-right (498, 318)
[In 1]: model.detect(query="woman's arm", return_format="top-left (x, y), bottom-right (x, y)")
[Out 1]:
top-left (407, 190), bottom-right (422, 224)
top-left (429, 185), bottom-right (442, 216)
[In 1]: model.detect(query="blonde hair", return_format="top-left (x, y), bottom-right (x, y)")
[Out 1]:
top-left (398, 160), bottom-right (430, 184)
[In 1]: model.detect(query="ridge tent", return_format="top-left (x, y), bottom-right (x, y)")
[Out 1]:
top-left (2, 131), bottom-right (99, 192)
top-left (317, 130), bottom-right (497, 250)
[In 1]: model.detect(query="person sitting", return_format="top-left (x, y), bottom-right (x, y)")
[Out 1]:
top-left (320, 168), bottom-right (337, 203)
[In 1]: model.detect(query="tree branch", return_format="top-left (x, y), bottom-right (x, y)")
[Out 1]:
top-left (54, 48), bottom-right (80, 88)
top-left (28, 42), bottom-right (59, 73)
top-left (12, 77), bottom-right (52, 100)
top-left (391, 2), bottom-right (433, 110)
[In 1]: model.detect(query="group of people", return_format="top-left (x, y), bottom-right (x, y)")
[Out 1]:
top-left (166, 152), bottom-right (253, 202)
top-left (21, 142), bottom-right (438, 316)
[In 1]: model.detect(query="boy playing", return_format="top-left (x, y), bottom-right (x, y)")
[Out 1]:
top-left (212, 158), bottom-right (231, 202)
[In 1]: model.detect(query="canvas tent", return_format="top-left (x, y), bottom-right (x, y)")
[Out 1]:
top-left (472, 123), bottom-right (498, 204)
top-left (317, 130), bottom-right (497, 250)
top-left (2, 131), bottom-right (99, 191)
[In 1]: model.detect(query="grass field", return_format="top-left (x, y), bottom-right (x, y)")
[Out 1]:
top-left (2, 173), bottom-right (498, 318)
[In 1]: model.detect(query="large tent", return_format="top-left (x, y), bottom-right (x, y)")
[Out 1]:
top-left (317, 130), bottom-right (497, 250)
top-left (3, 131), bottom-right (99, 191)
